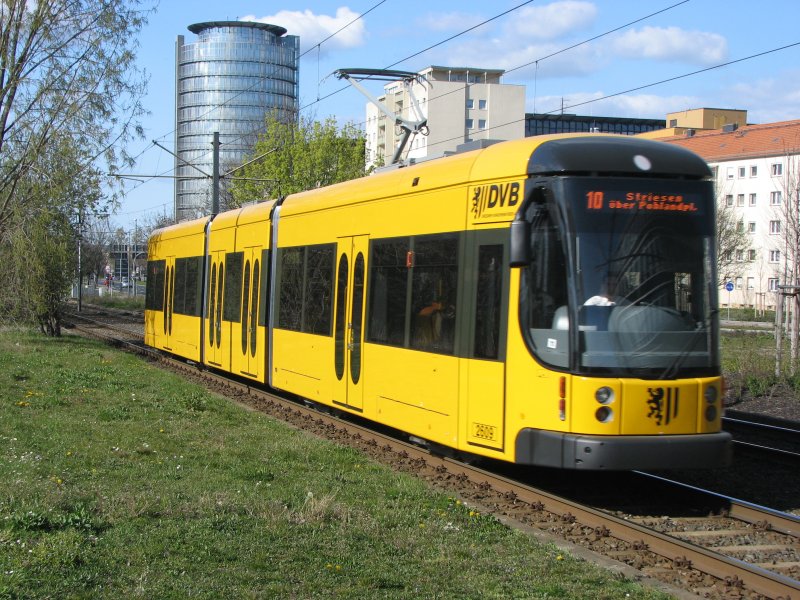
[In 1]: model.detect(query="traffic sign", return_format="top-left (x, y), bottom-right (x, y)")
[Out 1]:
top-left (725, 281), bottom-right (734, 292)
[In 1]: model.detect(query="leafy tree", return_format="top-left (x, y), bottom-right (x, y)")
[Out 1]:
top-left (0, 136), bottom-right (102, 334)
top-left (6, 208), bottom-right (75, 335)
top-left (230, 113), bottom-right (368, 205)
top-left (0, 0), bottom-right (154, 237)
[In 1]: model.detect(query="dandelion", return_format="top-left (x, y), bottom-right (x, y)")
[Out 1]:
top-left (15, 401), bottom-right (30, 407)
top-left (335, 565), bottom-right (342, 571)
top-left (66, 451), bottom-right (72, 457)
top-left (556, 554), bottom-right (564, 561)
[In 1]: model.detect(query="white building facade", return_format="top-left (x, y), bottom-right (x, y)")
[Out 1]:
top-left (365, 66), bottom-right (525, 168)
top-left (662, 120), bottom-right (800, 311)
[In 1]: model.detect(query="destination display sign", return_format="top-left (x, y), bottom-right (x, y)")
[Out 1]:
top-left (584, 189), bottom-right (705, 215)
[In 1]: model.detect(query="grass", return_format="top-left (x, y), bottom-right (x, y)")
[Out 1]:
top-left (83, 292), bottom-right (145, 311)
top-left (0, 330), bottom-right (670, 599)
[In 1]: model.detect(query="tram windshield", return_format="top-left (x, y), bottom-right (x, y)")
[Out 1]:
top-left (520, 177), bottom-right (719, 378)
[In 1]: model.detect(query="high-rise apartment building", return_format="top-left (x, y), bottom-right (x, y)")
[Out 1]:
top-left (175, 21), bottom-right (299, 222)
top-left (365, 66), bottom-right (525, 168)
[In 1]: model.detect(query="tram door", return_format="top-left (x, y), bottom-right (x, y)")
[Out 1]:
top-left (237, 247), bottom-right (262, 379)
top-left (332, 236), bottom-right (369, 411)
top-left (162, 256), bottom-right (176, 350)
top-left (206, 251), bottom-right (226, 367)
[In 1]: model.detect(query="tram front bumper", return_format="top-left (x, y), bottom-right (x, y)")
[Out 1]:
top-left (515, 429), bottom-right (733, 470)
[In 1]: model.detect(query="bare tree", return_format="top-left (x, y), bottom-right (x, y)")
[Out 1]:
top-left (773, 145), bottom-right (800, 371)
top-left (0, 0), bottom-right (155, 237)
top-left (716, 195), bottom-right (752, 287)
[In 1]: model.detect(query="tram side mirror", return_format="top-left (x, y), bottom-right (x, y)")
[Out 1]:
top-left (509, 220), bottom-right (531, 266)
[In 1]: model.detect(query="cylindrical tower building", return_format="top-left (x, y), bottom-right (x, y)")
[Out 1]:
top-left (175, 21), bottom-right (299, 222)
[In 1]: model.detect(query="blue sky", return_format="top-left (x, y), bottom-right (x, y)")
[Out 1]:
top-left (115, 0), bottom-right (800, 229)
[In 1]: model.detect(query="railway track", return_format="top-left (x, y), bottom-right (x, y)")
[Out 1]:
top-left (66, 307), bottom-right (800, 599)
top-left (723, 414), bottom-right (800, 465)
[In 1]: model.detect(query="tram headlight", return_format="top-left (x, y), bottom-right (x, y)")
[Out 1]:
top-left (703, 385), bottom-right (718, 404)
top-left (595, 406), bottom-right (613, 423)
top-left (595, 386), bottom-right (614, 404)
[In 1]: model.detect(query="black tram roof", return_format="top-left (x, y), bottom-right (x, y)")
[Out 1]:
top-left (527, 136), bottom-right (711, 179)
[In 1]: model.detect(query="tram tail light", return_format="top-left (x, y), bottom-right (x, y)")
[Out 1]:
top-left (558, 376), bottom-right (566, 421)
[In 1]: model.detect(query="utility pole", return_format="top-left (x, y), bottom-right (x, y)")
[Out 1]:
top-left (212, 131), bottom-right (220, 215)
top-left (77, 208), bottom-right (83, 312)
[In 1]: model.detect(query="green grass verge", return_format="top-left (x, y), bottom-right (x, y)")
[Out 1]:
top-left (0, 330), bottom-right (669, 599)
top-left (83, 293), bottom-right (145, 311)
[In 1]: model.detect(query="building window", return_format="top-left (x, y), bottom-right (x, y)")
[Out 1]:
top-left (748, 249), bottom-right (757, 260)
top-left (736, 250), bottom-right (744, 261)
top-left (735, 277), bottom-right (743, 289)
top-left (478, 119), bottom-right (486, 129)
top-left (749, 193), bottom-right (757, 206)
top-left (769, 278), bottom-right (779, 291)
top-left (750, 165), bottom-right (758, 177)
top-left (669, 119), bottom-right (677, 127)
top-left (737, 194), bottom-right (744, 206)
top-left (725, 194), bottom-right (734, 206)
top-left (770, 250), bottom-right (781, 263)
top-left (748, 222), bottom-right (756, 233)
top-left (738, 167), bottom-right (746, 178)
top-left (747, 277), bottom-right (754, 290)
top-left (478, 99), bottom-right (487, 109)
top-left (771, 191), bottom-right (782, 205)
top-left (465, 119), bottom-right (474, 129)
top-left (736, 220), bottom-right (744, 233)
top-left (726, 167), bottom-right (734, 179)
top-left (466, 99), bottom-right (474, 109)
top-left (772, 163), bottom-right (783, 176)
top-left (770, 220), bottom-right (781, 234)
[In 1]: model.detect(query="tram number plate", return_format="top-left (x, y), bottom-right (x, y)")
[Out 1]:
top-left (472, 422), bottom-right (497, 441)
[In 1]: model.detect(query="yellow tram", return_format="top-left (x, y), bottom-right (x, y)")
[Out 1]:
top-left (145, 134), bottom-right (732, 470)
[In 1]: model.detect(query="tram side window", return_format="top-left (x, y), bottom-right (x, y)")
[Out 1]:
top-left (410, 234), bottom-right (458, 354)
top-left (172, 257), bottom-right (203, 316)
top-left (276, 244), bottom-right (335, 335)
top-left (223, 251), bottom-right (243, 322)
top-left (526, 216), bottom-right (568, 329)
top-left (258, 249), bottom-right (270, 327)
top-left (303, 245), bottom-right (335, 335)
top-left (521, 206), bottom-right (569, 368)
top-left (277, 247), bottom-right (303, 330)
top-left (146, 260), bottom-right (166, 311)
top-left (367, 238), bottom-right (409, 347)
top-left (474, 244), bottom-right (503, 359)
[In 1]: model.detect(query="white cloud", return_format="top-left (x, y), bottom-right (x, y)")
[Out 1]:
top-left (612, 26), bottom-right (727, 65)
top-left (441, 39), bottom-right (600, 80)
top-left (419, 1), bottom-right (595, 39)
top-left (506, 1), bottom-right (597, 42)
top-left (727, 72), bottom-right (800, 123)
top-left (241, 7), bottom-right (366, 55)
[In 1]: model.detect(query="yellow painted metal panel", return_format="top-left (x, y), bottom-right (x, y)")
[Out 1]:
top-left (364, 344), bottom-right (458, 447)
top-left (272, 329), bottom-right (333, 403)
top-left (619, 379), bottom-right (699, 435)
top-left (570, 377), bottom-right (622, 435)
top-left (463, 359), bottom-right (505, 451)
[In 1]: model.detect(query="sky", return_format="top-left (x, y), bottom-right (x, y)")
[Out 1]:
top-left (114, 0), bottom-right (800, 230)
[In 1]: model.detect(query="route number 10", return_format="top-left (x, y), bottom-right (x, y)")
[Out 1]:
top-left (586, 191), bottom-right (604, 210)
